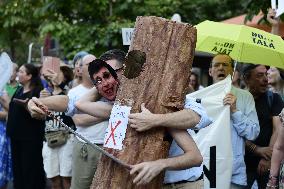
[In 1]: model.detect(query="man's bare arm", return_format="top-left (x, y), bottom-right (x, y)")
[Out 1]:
top-left (0, 110), bottom-right (7, 120)
top-left (129, 103), bottom-right (200, 131)
top-left (72, 114), bottom-right (106, 127)
top-left (130, 128), bottom-right (202, 185)
top-left (75, 101), bottom-right (112, 119)
top-left (28, 96), bottom-right (69, 118)
top-left (0, 93), bottom-right (10, 110)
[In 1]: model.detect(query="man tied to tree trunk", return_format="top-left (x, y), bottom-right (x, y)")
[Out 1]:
top-left (27, 53), bottom-right (205, 187)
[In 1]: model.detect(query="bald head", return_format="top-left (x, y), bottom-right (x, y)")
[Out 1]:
top-left (209, 54), bottom-right (234, 83)
top-left (82, 54), bottom-right (96, 65)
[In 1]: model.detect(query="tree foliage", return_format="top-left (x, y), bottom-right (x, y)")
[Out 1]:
top-left (0, 0), bottom-right (276, 64)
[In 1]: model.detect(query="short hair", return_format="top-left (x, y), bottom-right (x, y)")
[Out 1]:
top-left (210, 54), bottom-right (234, 68)
top-left (88, 59), bottom-right (118, 82)
top-left (99, 49), bottom-right (126, 66)
top-left (242, 63), bottom-right (269, 81)
top-left (73, 51), bottom-right (88, 66)
top-left (279, 69), bottom-right (284, 80)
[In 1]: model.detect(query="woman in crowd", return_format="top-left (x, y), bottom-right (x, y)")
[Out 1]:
top-left (71, 51), bottom-right (88, 88)
top-left (268, 67), bottom-right (284, 100)
top-left (189, 71), bottom-right (203, 91)
top-left (6, 64), bottom-right (46, 189)
top-left (41, 65), bottom-right (74, 189)
top-left (0, 99), bottom-right (12, 189)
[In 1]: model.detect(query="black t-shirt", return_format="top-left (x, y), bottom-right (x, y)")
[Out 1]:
top-left (6, 87), bottom-right (45, 141)
top-left (245, 91), bottom-right (284, 171)
top-left (254, 91), bottom-right (284, 147)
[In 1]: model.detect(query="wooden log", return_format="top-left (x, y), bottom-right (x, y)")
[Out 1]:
top-left (91, 16), bottom-right (197, 189)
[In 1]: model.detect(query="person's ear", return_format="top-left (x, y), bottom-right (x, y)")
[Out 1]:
top-left (27, 73), bottom-right (32, 80)
top-left (209, 68), bottom-right (212, 77)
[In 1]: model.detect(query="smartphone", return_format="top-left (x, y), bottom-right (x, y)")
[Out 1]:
top-left (42, 56), bottom-right (60, 75)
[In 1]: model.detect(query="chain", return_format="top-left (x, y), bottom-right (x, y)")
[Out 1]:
top-left (36, 103), bottom-right (131, 169)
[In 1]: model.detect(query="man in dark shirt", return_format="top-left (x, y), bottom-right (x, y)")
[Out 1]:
top-left (242, 64), bottom-right (284, 189)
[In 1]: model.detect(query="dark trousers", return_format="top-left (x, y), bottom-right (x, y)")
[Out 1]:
top-left (11, 139), bottom-right (46, 189)
top-left (245, 170), bottom-right (269, 189)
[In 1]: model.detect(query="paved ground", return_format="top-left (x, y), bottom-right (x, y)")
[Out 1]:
top-left (7, 180), bottom-right (52, 189)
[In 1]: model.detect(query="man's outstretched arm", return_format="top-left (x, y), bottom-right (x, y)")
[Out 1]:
top-left (28, 95), bottom-right (69, 118)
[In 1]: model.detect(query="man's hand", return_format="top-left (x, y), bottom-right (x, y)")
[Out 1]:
top-left (27, 97), bottom-right (48, 120)
top-left (130, 160), bottom-right (165, 185)
top-left (267, 8), bottom-right (279, 26)
top-left (128, 103), bottom-right (159, 132)
top-left (255, 146), bottom-right (273, 160)
top-left (257, 158), bottom-right (270, 176)
top-left (223, 93), bottom-right (237, 113)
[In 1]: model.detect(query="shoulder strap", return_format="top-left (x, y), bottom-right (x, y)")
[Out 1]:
top-left (267, 90), bottom-right (274, 109)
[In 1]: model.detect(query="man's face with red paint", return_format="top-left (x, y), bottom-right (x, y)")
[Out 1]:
top-left (92, 67), bottom-right (119, 101)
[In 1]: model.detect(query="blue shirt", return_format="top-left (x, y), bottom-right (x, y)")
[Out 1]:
top-left (230, 86), bottom-right (259, 186)
top-left (164, 95), bottom-right (212, 184)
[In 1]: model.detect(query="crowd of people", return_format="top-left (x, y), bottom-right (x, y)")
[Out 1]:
top-left (0, 8), bottom-right (283, 189)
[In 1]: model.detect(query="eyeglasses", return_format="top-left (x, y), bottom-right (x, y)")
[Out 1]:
top-left (212, 62), bottom-right (231, 68)
top-left (93, 72), bottom-right (112, 86)
top-left (114, 67), bottom-right (123, 72)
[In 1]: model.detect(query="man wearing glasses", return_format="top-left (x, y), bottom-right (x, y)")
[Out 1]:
top-left (209, 54), bottom-right (259, 189)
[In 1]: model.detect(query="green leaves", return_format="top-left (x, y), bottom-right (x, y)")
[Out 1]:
top-left (0, 0), bottom-right (277, 64)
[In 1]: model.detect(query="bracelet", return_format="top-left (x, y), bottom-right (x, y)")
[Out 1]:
top-left (248, 143), bottom-right (257, 153)
top-left (266, 175), bottom-right (279, 189)
top-left (266, 183), bottom-right (278, 188)
top-left (279, 111), bottom-right (284, 127)
top-left (269, 174), bottom-right (279, 180)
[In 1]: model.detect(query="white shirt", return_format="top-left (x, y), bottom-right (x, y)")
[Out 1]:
top-left (65, 84), bottom-right (108, 144)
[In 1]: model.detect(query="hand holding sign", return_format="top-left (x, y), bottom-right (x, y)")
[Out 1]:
top-left (271, 0), bottom-right (284, 17)
top-left (42, 56), bottom-right (60, 75)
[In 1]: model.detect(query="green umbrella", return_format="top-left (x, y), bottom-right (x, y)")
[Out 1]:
top-left (196, 20), bottom-right (284, 68)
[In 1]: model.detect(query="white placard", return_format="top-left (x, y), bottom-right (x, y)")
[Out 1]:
top-left (171, 13), bottom-right (181, 22)
top-left (189, 76), bottom-right (233, 189)
top-left (277, 0), bottom-right (284, 17)
top-left (271, 0), bottom-right (277, 9)
top-left (122, 28), bottom-right (134, 45)
top-left (104, 104), bottom-right (131, 150)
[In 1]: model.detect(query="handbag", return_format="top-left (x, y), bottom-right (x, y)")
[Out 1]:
top-left (45, 130), bottom-right (69, 148)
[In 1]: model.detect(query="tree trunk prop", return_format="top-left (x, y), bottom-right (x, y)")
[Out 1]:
top-left (91, 16), bottom-right (197, 189)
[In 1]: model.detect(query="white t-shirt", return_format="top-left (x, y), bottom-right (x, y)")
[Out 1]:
top-left (66, 84), bottom-right (108, 144)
